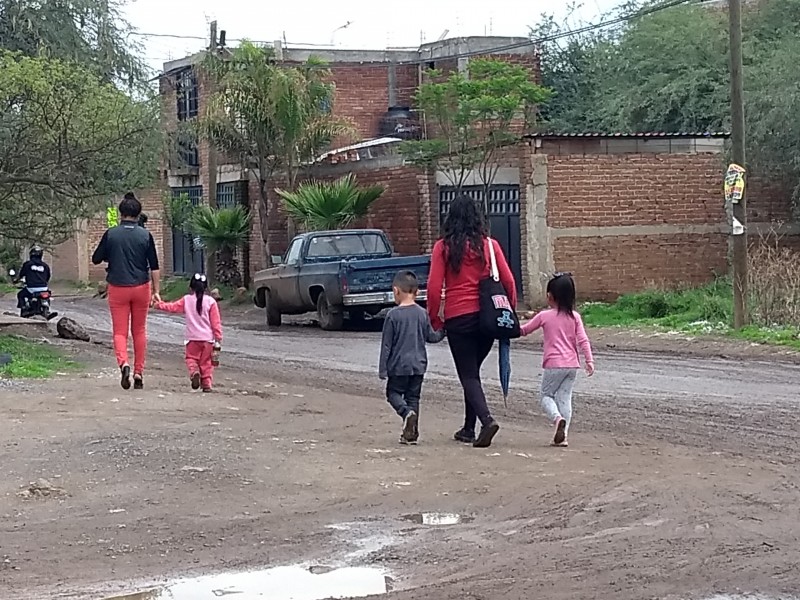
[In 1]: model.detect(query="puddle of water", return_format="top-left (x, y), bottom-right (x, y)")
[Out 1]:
top-left (402, 512), bottom-right (472, 526)
top-left (103, 566), bottom-right (387, 600)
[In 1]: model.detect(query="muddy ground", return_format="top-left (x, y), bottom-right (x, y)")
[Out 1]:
top-left (2, 295), bottom-right (800, 599)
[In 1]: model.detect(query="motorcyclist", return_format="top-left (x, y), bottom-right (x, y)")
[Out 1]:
top-left (15, 245), bottom-right (55, 318)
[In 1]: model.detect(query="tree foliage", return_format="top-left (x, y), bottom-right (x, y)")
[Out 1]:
top-left (200, 42), bottom-right (353, 262)
top-left (400, 58), bottom-right (551, 204)
top-left (533, 0), bottom-right (800, 196)
top-left (0, 0), bottom-right (147, 86)
top-left (191, 205), bottom-right (252, 287)
top-left (276, 174), bottom-right (384, 231)
top-left (0, 51), bottom-right (161, 243)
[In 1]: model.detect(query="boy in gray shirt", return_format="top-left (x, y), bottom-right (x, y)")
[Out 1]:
top-left (379, 270), bottom-right (445, 445)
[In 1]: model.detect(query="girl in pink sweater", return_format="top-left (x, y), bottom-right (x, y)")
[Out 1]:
top-left (154, 274), bottom-right (223, 392)
top-left (521, 273), bottom-right (594, 447)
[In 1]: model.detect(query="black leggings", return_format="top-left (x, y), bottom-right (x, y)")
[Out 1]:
top-left (445, 313), bottom-right (495, 433)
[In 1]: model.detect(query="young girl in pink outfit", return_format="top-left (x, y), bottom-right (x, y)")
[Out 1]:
top-left (521, 273), bottom-right (594, 447)
top-left (154, 274), bottom-right (222, 392)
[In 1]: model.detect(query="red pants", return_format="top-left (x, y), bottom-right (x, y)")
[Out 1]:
top-left (107, 283), bottom-right (150, 375)
top-left (185, 341), bottom-right (215, 389)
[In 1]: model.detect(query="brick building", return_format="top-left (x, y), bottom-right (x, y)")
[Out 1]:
top-left (47, 35), bottom-right (799, 308)
top-left (300, 133), bottom-right (734, 305)
top-left (46, 35), bottom-right (538, 285)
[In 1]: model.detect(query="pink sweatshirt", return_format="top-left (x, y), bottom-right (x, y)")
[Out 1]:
top-left (521, 308), bottom-right (594, 369)
top-left (156, 294), bottom-right (223, 345)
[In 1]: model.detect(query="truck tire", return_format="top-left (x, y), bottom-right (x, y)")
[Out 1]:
top-left (317, 292), bottom-right (344, 331)
top-left (265, 291), bottom-right (282, 327)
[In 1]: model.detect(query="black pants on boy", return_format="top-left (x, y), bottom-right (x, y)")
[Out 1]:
top-left (386, 375), bottom-right (424, 423)
top-left (445, 313), bottom-right (494, 435)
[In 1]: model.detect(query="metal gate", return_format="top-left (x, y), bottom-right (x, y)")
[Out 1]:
top-left (439, 185), bottom-right (522, 293)
top-left (171, 186), bottom-right (205, 275)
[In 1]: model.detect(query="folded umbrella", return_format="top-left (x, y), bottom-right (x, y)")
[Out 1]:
top-left (499, 337), bottom-right (511, 408)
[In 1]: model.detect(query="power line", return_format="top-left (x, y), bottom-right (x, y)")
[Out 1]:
top-left (131, 0), bottom-right (696, 68)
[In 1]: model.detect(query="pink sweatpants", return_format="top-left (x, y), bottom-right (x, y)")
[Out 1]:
top-left (185, 341), bottom-right (215, 389)
top-left (107, 283), bottom-right (151, 375)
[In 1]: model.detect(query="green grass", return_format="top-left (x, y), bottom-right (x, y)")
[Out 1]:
top-left (580, 278), bottom-right (800, 351)
top-left (0, 335), bottom-right (80, 378)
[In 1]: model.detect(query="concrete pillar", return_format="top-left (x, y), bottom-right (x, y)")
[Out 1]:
top-left (524, 153), bottom-right (554, 306)
top-left (75, 218), bottom-right (89, 282)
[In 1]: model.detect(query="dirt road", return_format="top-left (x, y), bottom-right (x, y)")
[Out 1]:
top-left (2, 296), bottom-right (800, 600)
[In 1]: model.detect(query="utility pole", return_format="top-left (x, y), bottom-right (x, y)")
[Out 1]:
top-left (206, 21), bottom-right (219, 282)
top-left (729, 0), bottom-right (748, 329)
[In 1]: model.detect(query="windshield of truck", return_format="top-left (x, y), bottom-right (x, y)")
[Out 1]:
top-left (306, 233), bottom-right (390, 260)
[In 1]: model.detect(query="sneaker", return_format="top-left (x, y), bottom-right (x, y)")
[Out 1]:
top-left (202, 388), bottom-right (213, 393)
top-left (191, 373), bottom-right (201, 390)
top-left (552, 439), bottom-right (569, 448)
top-left (453, 429), bottom-right (476, 444)
top-left (553, 417), bottom-right (567, 446)
top-left (473, 420), bottom-right (500, 448)
top-left (133, 375), bottom-right (144, 391)
top-left (402, 411), bottom-right (418, 444)
top-left (120, 365), bottom-right (131, 390)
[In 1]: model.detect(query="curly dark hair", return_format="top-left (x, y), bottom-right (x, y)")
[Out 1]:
top-left (442, 194), bottom-right (486, 273)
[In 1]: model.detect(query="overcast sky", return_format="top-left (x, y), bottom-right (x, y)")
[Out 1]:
top-left (124, 0), bottom-right (622, 73)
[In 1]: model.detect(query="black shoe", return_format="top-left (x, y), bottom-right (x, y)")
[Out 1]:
top-left (191, 373), bottom-right (201, 390)
top-left (45, 311), bottom-right (58, 321)
top-left (453, 428), bottom-right (476, 444)
top-left (120, 365), bottom-right (131, 390)
top-left (133, 375), bottom-right (144, 390)
top-left (402, 411), bottom-right (418, 444)
top-left (473, 420), bottom-right (500, 448)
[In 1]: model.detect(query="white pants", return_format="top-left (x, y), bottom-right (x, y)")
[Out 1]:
top-left (540, 368), bottom-right (578, 433)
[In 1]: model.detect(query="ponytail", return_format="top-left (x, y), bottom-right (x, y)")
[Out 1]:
top-left (189, 273), bottom-right (208, 315)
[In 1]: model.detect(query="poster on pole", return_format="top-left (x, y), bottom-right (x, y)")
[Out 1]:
top-left (724, 163), bottom-right (746, 204)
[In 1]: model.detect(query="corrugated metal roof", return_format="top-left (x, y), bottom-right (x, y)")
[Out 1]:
top-left (525, 131), bottom-right (730, 139)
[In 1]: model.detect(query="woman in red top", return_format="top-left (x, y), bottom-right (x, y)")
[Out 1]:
top-left (427, 195), bottom-right (517, 448)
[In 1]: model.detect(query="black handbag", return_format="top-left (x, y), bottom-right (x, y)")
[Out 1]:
top-left (478, 238), bottom-right (520, 339)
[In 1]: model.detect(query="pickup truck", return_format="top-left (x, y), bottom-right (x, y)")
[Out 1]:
top-left (253, 229), bottom-right (431, 331)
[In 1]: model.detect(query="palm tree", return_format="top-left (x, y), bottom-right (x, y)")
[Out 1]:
top-left (276, 174), bottom-right (385, 231)
top-left (200, 42), bottom-right (354, 269)
top-left (190, 205), bottom-right (251, 287)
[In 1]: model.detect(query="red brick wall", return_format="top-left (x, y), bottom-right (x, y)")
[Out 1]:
top-left (554, 234), bottom-right (729, 300)
top-left (546, 153), bottom-right (728, 301)
top-left (246, 164), bottom-right (430, 278)
top-left (546, 153), bottom-right (724, 228)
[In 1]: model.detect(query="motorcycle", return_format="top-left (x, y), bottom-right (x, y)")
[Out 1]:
top-left (8, 269), bottom-right (58, 320)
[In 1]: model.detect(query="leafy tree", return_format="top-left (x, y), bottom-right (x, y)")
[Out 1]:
top-left (276, 174), bottom-right (384, 231)
top-left (399, 58), bottom-right (551, 212)
top-left (200, 42), bottom-right (353, 266)
top-left (0, 51), bottom-right (161, 243)
top-left (191, 205), bottom-right (251, 287)
top-left (0, 0), bottom-right (147, 85)
top-left (532, 0), bottom-right (800, 198)
top-left (162, 192), bottom-right (196, 233)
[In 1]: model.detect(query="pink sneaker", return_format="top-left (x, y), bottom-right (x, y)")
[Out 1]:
top-left (553, 417), bottom-right (567, 446)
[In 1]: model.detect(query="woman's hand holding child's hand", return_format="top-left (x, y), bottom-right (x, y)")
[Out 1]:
top-left (585, 362), bottom-right (595, 377)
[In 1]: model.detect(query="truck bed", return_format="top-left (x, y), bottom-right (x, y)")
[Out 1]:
top-left (342, 255), bottom-right (430, 294)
